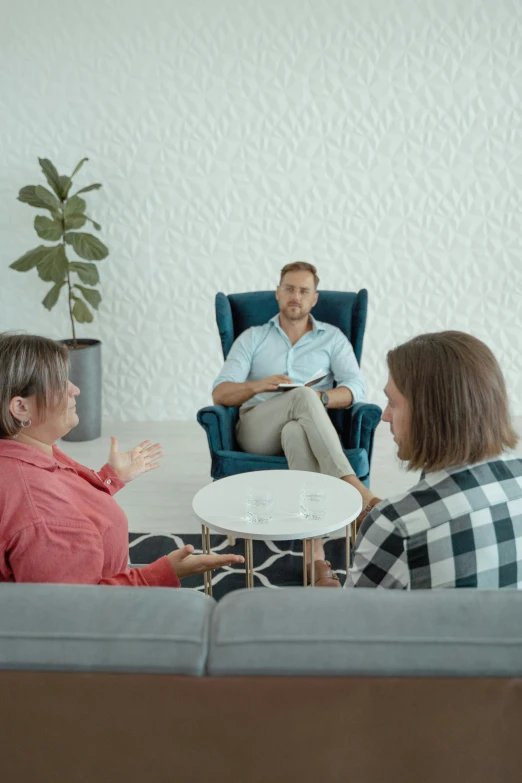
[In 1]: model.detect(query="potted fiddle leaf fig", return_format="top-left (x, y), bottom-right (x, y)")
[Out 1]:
top-left (10, 157), bottom-right (109, 442)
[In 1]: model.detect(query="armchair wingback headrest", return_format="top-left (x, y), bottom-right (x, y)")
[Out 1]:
top-left (215, 289), bottom-right (368, 364)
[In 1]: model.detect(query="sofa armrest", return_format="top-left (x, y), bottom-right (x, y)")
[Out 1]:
top-left (197, 405), bottom-right (240, 453)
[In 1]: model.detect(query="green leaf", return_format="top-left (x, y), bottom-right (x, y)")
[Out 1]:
top-left (34, 215), bottom-right (63, 242)
top-left (37, 244), bottom-right (68, 283)
top-left (18, 185), bottom-right (52, 209)
top-left (38, 158), bottom-right (63, 199)
top-left (69, 261), bottom-right (99, 285)
top-left (74, 183), bottom-right (102, 196)
top-left (84, 214), bottom-right (101, 230)
top-left (64, 214), bottom-right (87, 230)
top-left (42, 281), bottom-right (66, 310)
top-left (71, 158), bottom-right (89, 178)
top-left (65, 231), bottom-right (108, 260)
top-left (64, 195), bottom-right (86, 218)
top-left (34, 185), bottom-right (61, 212)
top-left (10, 245), bottom-right (50, 272)
top-left (72, 297), bottom-right (93, 323)
top-left (59, 175), bottom-right (72, 199)
top-left (75, 284), bottom-right (101, 310)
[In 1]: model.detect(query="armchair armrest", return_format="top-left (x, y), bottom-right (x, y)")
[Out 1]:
top-left (336, 402), bottom-right (382, 466)
top-left (197, 405), bottom-right (240, 453)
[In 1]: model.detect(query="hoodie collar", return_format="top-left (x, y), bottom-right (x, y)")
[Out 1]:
top-left (0, 439), bottom-right (65, 469)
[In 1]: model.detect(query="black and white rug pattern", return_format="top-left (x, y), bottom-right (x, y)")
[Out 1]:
top-left (129, 533), bottom-right (350, 600)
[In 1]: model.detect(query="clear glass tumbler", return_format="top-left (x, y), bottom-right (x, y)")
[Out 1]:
top-left (246, 487), bottom-right (273, 524)
top-left (299, 483), bottom-right (327, 520)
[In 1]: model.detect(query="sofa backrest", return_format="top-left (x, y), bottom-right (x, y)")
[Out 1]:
top-left (2, 584), bottom-right (522, 678)
top-left (208, 588), bottom-right (522, 677)
top-left (0, 584), bottom-right (214, 675)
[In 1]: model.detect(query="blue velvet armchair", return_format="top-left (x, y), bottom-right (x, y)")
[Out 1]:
top-left (197, 290), bottom-right (382, 487)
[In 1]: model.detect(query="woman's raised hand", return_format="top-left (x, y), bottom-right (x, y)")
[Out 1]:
top-left (108, 437), bottom-right (163, 483)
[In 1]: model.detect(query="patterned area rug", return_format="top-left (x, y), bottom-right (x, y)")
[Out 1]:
top-left (129, 533), bottom-right (350, 599)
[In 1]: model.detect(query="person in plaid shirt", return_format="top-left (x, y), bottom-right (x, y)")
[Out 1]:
top-left (344, 331), bottom-right (521, 589)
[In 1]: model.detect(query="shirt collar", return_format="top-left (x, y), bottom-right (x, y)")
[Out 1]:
top-left (420, 451), bottom-right (520, 482)
top-left (269, 314), bottom-right (325, 333)
top-left (0, 439), bottom-right (66, 469)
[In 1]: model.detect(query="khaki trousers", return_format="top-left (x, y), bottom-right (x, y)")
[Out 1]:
top-left (236, 386), bottom-right (354, 478)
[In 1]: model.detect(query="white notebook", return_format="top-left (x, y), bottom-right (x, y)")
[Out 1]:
top-left (278, 371), bottom-right (328, 391)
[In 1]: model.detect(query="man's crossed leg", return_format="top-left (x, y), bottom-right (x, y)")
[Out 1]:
top-left (236, 385), bottom-right (377, 572)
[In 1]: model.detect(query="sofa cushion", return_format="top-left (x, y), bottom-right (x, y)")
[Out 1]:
top-left (213, 447), bottom-right (369, 480)
top-left (0, 584), bottom-right (213, 675)
top-left (208, 587), bottom-right (522, 677)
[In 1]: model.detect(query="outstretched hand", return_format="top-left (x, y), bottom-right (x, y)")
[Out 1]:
top-left (108, 437), bottom-right (163, 483)
top-left (166, 545), bottom-right (244, 579)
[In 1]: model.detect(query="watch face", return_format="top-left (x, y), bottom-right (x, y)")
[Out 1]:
top-left (321, 393), bottom-right (329, 405)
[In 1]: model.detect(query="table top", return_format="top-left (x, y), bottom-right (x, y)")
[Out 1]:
top-left (192, 470), bottom-right (362, 540)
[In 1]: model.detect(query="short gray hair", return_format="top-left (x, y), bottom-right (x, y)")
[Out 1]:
top-left (0, 333), bottom-right (69, 438)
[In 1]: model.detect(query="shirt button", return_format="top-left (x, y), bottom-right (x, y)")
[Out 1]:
top-left (106, 478), bottom-right (112, 485)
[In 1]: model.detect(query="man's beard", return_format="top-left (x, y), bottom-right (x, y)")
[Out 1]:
top-left (282, 304), bottom-right (311, 321)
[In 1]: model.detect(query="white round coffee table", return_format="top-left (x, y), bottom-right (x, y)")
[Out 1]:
top-left (192, 470), bottom-right (362, 594)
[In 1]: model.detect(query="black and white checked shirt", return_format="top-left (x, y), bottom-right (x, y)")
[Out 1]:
top-left (346, 452), bottom-right (522, 589)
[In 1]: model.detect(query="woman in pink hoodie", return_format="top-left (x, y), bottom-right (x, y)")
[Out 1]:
top-left (0, 333), bottom-right (243, 586)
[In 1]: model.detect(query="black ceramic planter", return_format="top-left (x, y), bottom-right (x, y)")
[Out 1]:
top-left (61, 339), bottom-right (102, 442)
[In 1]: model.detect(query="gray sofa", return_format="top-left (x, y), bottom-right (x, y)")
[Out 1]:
top-left (1, 584), bottom-right (521, 782)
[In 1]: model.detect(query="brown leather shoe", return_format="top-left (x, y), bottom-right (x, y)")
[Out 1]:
top-left (306, 560), bottom-right (341, 588)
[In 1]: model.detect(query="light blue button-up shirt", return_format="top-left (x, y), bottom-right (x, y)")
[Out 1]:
top-left (212, 315), bottom-right (365, 408)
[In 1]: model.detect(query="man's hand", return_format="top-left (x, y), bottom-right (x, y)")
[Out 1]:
top-left (252, 374), bottom-right (293, 394)
top-left (213, 375), bottom-right (293, 406)
top-left (108, 437), bottom-right (163, 483)
top-left (166, 545), bottom-right (245, 578)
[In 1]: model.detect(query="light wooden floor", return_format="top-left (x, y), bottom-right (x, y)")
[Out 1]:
top-left (59, 417), bottom-right (522, 535)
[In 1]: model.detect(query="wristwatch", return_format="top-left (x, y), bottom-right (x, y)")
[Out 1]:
top-left (321, 392), bottom-right (329, 407)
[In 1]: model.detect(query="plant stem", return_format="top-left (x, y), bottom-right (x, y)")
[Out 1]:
top-left (62, 211), bottom-right (76, 348)
top-left (67, 264), bottom-right (76, 348)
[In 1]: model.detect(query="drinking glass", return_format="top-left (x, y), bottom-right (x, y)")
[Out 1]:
top-left (299, 483), bottom-right (327, 520)
top-left (246, 487), bottom-right (273, 524)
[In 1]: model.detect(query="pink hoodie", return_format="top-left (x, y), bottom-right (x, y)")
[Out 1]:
top-left (0, 440), bottom-right (179, 588)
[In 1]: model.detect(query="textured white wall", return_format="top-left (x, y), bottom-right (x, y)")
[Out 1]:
top-left (1, 0), bottom-right (521, 421)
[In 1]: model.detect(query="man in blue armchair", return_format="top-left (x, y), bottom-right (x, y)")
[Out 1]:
top-left (212, 262), bottom-right (380, 583)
